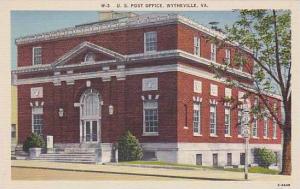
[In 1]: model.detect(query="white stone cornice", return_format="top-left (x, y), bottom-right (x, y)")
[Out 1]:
top-left (15, 13), bottom-right (252, 54)
top-left (12, 49), bottom-right (252, 81)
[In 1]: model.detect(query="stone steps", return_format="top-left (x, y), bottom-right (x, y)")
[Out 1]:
top-left (30, 152), bottom-right (97, 164)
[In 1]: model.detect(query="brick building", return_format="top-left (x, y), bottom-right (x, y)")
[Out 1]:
top-left (12, 13), bottom-right (282, 167)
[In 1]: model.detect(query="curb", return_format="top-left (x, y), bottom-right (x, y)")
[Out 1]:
top-left (12, 165), bottom-right (241, 181)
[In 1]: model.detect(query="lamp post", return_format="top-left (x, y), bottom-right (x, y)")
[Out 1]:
top-left (242, 100), bottom-right (250, 180)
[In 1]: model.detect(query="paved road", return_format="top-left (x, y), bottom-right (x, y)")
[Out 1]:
top-left (12, 167), bottom-right (177, 180)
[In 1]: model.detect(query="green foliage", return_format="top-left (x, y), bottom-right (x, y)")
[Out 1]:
top-left (23, 133), bottom-right (46, 152)
top-left (118, 131), bottom-right (143, 161)
top-left (254, 148), bottom-right (276, 168)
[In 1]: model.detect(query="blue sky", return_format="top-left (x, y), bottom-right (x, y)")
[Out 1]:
top-left (11, 11), bottom-right (240, 69)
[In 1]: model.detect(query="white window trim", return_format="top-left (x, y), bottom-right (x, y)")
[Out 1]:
top-left (32, 46), bottom-right (42, 65)
top-left (225, 49), bottom-right (231, 65)
top-left (209, 104), bottom-right (217, 136)
top-left (210, 43), bottom-right (217, 62)
top-left (194, 36), bottom-right (201, 56)
top-left (252, 119), bottom-right (258, 138)
top-left (224, 107), bottom-right (231, 136)
top-left (143, 100), bottom-right (159, 136)
top-left (193, 102), bottom-right (201, 136)
top-left (263, 117), bottom-right (269, 139)
top-left (31, 106), bottom-right (43, 135)
top-left (273, 119), bottom-right (277, 139)
top-left (144, 31), bottom-right (157, 53)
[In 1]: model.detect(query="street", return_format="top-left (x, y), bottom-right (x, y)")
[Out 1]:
top-left (12, 167), bottom-right (176, 180)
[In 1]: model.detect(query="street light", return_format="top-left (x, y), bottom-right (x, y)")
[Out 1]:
top-left (242, 100), bottom-right (250, 180)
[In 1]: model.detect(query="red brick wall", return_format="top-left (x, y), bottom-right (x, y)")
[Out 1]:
top-left (17, 24), bottom-right (178, 67)
top-left (17, 71), bottom-right (178, 144)
top-left (176, 71), bottom-right (281, 144)
top-left (176, 23), bottom-right (254, 74)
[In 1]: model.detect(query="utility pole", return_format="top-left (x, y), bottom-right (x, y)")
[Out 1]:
top-left (242, 100), bottom-right (250, 180)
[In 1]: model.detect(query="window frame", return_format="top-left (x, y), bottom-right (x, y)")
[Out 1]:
top-left (193, 102), bottom-right (201, 135)
top-left (143, 100), bottom-right (159, 136)
top-left (193, 36), bottom-right (201, 56)
top-left (273, 119), bottom-right (277, 139)
top-left (32, 46), bottom-right (42, 65)
top-left (144, 31), bottom-right (157, 53)
top-left (252, 116), bottom-right (258, 138)
top-left (210, 104), bottom-right (217, 136)
top-left (32, 107), bottom-right (43, 135)
top-left (210, 43), bottom-right (217, 62)
top-left (225, 49), bottom-right (231, 65)
top-left (224, 107), bottom-right (231, 136)
top-left (263, 117), bottom-right (269, 138)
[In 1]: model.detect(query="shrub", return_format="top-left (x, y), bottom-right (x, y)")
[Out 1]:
top-left (118, 131), bottom-right (143, 161)
top-left (23, 133), bottom-right (46, 152)
top-left (254, 148), bottom-right (276, 168)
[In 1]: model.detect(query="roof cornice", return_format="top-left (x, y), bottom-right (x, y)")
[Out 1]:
top-left (14, 13), bottom-right (252, 53)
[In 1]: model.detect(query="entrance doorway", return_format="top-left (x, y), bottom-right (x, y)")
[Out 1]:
top-left (80, 89), bottom-right (101, 143)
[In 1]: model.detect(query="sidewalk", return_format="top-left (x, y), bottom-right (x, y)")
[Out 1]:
top-left (11, 160), bottom-right (290, 181)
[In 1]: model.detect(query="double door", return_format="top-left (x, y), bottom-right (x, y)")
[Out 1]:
top-left (82, 120), bottom-right (98, 142)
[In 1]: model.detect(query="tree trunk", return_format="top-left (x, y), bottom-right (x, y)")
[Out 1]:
top-left (281, 110), bottom-right (291, 175)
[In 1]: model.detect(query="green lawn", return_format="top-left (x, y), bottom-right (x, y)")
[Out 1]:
top-left (119, 161), bottom-right (280, 175)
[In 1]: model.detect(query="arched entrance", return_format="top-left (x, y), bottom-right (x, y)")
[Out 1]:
top-left (79, 88), bottom-right (101, 143)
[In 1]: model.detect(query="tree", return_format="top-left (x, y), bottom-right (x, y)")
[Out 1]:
top-left (118, 130), bottom-right (143, 161)
top-left (210, 10), bottom-right (291, 175)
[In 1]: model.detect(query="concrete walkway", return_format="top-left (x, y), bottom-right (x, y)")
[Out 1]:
top-left (11, 160), bottom-right (291, 181)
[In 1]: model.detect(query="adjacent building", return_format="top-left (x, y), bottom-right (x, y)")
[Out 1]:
top-left (12, 13), bottom-right (282, 167)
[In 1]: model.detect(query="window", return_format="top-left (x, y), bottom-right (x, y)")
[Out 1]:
top-left (144, 31), bottom-right (157, 52)
top-left (196, 154), bottom-right (202, 165)
top-left (193, 102), bottom-right (201, 135)
top-left (11, 124), bottom-right (16, 138)
top-left (32, 107), bottom-right (43, 135)
top-left (32, 47), bottom-right (42, 65)
top-left (224, 107), bottom-right (231, 136)
top-left (264, 117), bottom-right (268, 138)
top-left (210, 84), bottom-right (218, 96)
top-left (225, 49), bottom-right (231, 65)
top-left (225, 88), bottom-right (232, 98)
top-left (227, 153), bottom-right (232, 166)
top-left (273, 119), bottom-right (277, 139)
top-left (240, 153), bottom-right (245, 165)
top-left (194, 36), bottom-right (200, 56)
top-left (194, 80), bottom-right (202, 93)
top-left (252, 116), bottom-right (258, 137)
top-left (210, 105), bottom-right (217, 135)
top-left (238, 109), bottom-right (243, 136)
top-left (84, 52), bottom-right (96, 62)
top-left (213, 153), bottom-right (218, 167)
top-left (210, 43), bottom-right (217, 62)
top-left (143, 100), bottom-right (158, 134)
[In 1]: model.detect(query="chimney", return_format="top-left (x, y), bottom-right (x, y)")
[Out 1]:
top-left (98, 11), bottom-right (138, 21)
